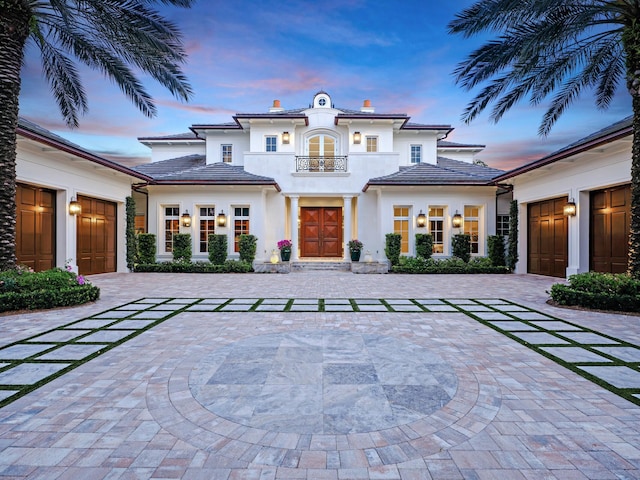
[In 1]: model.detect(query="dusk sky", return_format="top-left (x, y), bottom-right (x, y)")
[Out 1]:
top-left (18, 0), bottom-right (632, 171)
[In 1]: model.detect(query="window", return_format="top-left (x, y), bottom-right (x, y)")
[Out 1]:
top-left (164, 206), bottom-right (180, 253)
top-left (199, 207), bottom-right (216, 253)
top-left (393, 206), bottom-right (410, 254)
top-left (428, 207), bottom-right (444, 254)
top-left (266, 136), bottom-right (277, 152)
top-left (497, 214), bottom-right (510, 237)
top-left (222, 145), bottom-right (232, 163)
top-left (234, 206), bottom-right (250, 252)
top-left (366, 136), bottom-right (378, 152)
top-left (410, 145), bottom-right (421, 163)
top-left (464, 206), bottom-right (480, 254)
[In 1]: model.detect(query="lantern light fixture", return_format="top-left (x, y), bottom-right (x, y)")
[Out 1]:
top-left (181, 210), bottom-right (192, 227)
top-left (416, 210), bottom-right (426, 228)
top-left (563, 199), bottom-right (577, 216)
top-left (282, 132), bottom-right (290, 144)
top-left (452, 211), bottom-right (463, 228)
top-left (217, 210), bottom-right (227, 227)
top-left (353, 131), bottom-right (361, 144)
top-left (69, 197), bottom-right (81, 216)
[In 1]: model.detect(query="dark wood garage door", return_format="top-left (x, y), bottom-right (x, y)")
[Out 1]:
top-left (77, 195), bottom-right (117, 275)
top-left (591, 184), bottom-right (631, 273)
top-left (16, 183), bottom-right (56, 271)
top-left (528, 197), bottom-right (568, 278)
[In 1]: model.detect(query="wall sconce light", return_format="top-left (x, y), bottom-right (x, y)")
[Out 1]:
top-left (181, 210), bottom-right (192, 227)
top-left (563, 199), bottom-right (577, 216)
top-left (217, 210), bottom-right (227, 227)
top-left (282, 132), bottom-right (290, 144)
top-left (353, 131), bottom-right (361, 144)
top-left (416, 210), bottom-right (426, 228)
top-left (452, 211), bottom-right (463, 228)
top-left (69, 197), bottom-right (81, 215)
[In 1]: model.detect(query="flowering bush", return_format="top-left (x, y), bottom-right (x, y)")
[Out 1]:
top-left (348, 239), bottom-right (363, 252)
top-left (277, 239), bottom-right (292, 251)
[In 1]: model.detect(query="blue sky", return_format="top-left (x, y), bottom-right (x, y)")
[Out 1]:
top-left (18, 0), bottom-right (632, 170)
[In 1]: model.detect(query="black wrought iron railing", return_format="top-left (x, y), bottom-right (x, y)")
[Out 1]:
top-left (295, 156), bottom-right (347, 172)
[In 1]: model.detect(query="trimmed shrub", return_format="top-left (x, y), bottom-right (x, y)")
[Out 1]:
top-left (134, 260), bottom-right (252, 273)
top-left (137, 234), bottom-right (157, 264)
top-left (507, 200), bottom-right (519, 271)
top-left (385, 233), bottom-right (402, 266)
top-left (392, 256), bottom-right (509, 274)
top-left (209, 234), bottom-right (228, 265)
top-left (238, 234), bottom-right (257, 263)
top-left (549, 272), bottom-right (640, 312)
top-left (487, 235), bottom-right (506, 267)
top-left (452, 234), bottom-right (471, 263)
top-left (172, 233), bottom-right (192, 263)
top-left (415, 233), bottom-right (433, 260)
top-left (126, 196), bottom-right (137, 269)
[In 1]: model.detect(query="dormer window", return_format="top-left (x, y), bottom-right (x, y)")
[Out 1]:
top-left (313, 92), bottom-right (331, 108)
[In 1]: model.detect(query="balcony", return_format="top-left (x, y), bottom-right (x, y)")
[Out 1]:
top-left (295, 156), bottom-right (348, 173)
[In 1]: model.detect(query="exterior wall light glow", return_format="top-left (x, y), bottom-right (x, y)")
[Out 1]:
top-left (416, 210), bottom-right (426, 228)
top-left (564, 200), bottom-right (577, 216)
top-left (282, 132), bottom-right (290, 144)
top-left (69, 197), bottom-right (81, 215)
top-left (181, 210), bottom-right (192, 227)
top-left (353, 132), bottom-right (361, 144)
top-left (217, 210), bottom-right (227, 227)
top-left (452, 211), bottom-right (463, 228)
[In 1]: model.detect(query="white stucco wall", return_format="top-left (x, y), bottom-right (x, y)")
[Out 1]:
top-left (146, 142), bottom-right (205, 163)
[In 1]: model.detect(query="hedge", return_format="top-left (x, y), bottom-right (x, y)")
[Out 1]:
top-left (549, 272), bottom-right (640, 313)
top-left (134, 260), bottom-right (252, 273)
top-left (392, 256), bottom-right (510, 274)
top-left (0, 286), bottom-right (100, 312)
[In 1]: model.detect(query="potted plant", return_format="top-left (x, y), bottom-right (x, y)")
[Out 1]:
top-left (277, 239), bottom-right (292, 261)
top-left (348, 239), bottom-right (363, 261)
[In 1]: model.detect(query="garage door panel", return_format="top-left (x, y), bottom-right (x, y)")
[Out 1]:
top-left (528, 197), bottom-right (568, 278)
top-left (77, 196), bottom-right (116, 275)
top-left (16, 184), bottom-right (56, 271)
top-left (590, 185), bottom-right (630, 273)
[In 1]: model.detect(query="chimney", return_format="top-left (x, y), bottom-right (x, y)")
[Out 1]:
top-left (269, 99), bottom-right (284, 113)
top-left (361, 99), bottom-right (374, 113)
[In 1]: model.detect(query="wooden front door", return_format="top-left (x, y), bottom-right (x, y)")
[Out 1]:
top-left (77, 195), bottom-right (117, 275)
top-left (300, 207), bottom-right (342, 257)
top-left (16, 183), bottom-right (56, 271)
top-left (591, 184), bottom-right (631, 273)
top-left (528, 197), bottom-right (568, 278)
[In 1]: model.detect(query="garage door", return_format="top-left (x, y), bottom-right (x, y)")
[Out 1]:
top-left (528, 197), bottom-right (568, 277)
top-left (77, 196), bottom-right (117, 275)
top-left (16, 183), bottom-right (56, 271)
top-left (591, 184), bottom-right (631, 273)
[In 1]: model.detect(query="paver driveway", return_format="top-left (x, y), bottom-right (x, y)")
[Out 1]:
top-left (0, 272), bottom-right (639, 479)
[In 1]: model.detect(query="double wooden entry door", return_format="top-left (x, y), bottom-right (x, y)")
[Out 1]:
top-left (300, 207), bottom-right (342, 257)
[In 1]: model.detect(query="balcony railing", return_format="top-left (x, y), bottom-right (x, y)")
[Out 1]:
top-left (295, 155), bottom-right (347, 173)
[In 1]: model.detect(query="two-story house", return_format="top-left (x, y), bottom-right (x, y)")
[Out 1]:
top-left (132, 91), bottom-right (508, 264)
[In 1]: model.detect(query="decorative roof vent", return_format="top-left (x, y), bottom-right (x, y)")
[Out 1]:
top-left (269, 99), bottom-right (284, 113)
top-left (361, 99), bottom-right (375, 113)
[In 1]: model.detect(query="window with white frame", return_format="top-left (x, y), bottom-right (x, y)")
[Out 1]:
top-left (393, 206), bottom-right (410, 254)
top-left (410, 145), bottom-right (421, 163)
top-left (366, 136), bottom-right (378, 152)
top-left (163, 206), bottom-right (180, 253)
top-left (497, 214), bottom-right (510, 237)
top-left (464, 206), bottom-right (480, 254)
top-left (233, 206), bottom-right (250, 252)
top-left (221, 145), bottom-right (232, 163)
top-left (199, 206), bottom-right (216, 253)
top-left (428, 206), bottom-right (444, 254)
top-left (266, 136), bottom-right (277, 152)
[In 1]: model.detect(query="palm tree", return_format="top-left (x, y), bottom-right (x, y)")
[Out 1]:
top-left (448, 0), bottom-right (640, 278)
top-left (0, 0), bottom-right (193, 271)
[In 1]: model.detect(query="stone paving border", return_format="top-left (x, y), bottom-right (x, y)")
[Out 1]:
top-left (1, 297), bottom-right (639, 411)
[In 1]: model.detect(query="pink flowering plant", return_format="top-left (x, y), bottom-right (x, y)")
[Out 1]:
top-left (348, 239), bottom-right (364, 252)
top-left (277, 239), bottom-right (292, 252)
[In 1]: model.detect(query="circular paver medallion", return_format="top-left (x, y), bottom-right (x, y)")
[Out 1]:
top-left (189, 331), bottom-right (458, 434)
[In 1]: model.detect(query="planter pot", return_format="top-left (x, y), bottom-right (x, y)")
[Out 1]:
top-left (350, 250), bottom-right (361, 262)
top-left (280, 249), bottom-right (291, 262)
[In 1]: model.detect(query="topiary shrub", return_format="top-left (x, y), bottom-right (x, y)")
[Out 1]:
top-left (137, 234), bottom-right (157, 264)
top-left (134, 260), bottom-right (252, 273)
top-left (172, 233), bottom-right (192, 263)
top-left (549, 272), bottom-right (640, 312)
top-left (415, 233), bottom-right (433, 259)
top-left (507, 200), bottom-right (519, 271)
top-left (209, 234), bottom-right (228, 265)
top-left (238, 234), bottom-right (257, 263)
top-left (126, 196), bottom-right (137, 269)
top-left (452, 234), bottom-right (471, 263)
top-left (487, 235), bottom-right (506, 266)
top-left (385, 233), bottom-right (402, 266)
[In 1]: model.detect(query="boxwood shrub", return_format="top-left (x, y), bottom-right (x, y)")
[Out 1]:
top-left (137, 233), bottom-right (157, 264)
top-left (392, 256), bottom-right (510, 274)
top-left (172, 233), bottom-right (192, 263)
top-left (415, 233), bottom-right (433, 259)
top-left (134, 260), bottom-right (252, 273)
top-left (385, 233), bottom-right (402, 266)
top-left (549, 272), bottom-right (640, 313)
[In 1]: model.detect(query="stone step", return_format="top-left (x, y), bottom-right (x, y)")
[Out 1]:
top-left (291, 261), bottom-right (352, 272)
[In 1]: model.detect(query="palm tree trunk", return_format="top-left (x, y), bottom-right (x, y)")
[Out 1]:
top-left (0, 3), bottom-right (31, 271)
top-left (631, 93), bottom-right (640, 278)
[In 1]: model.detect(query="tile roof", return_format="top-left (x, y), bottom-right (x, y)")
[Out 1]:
top-left (438, 140), bottom-right (485, 149)
top-left (132, 155), bottom-right (280, 189)
top-left (363, 157), bottom-right (504, 191)
top-left (138, 132), bottom-right (201, 141)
